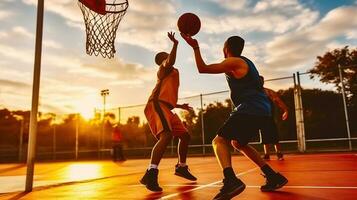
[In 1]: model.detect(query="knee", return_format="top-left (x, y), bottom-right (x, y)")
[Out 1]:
top-left (231, 140), bottom-right (244, 150)
top-left (159, 132), bottom-right (173, 142)
top-left (212, 136), bottom-right (226, 146)
top-left (180, 133), bottom-right (191, 142)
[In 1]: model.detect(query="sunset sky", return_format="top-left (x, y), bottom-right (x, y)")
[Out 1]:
top-left (0, 0), bottom-right (357, 117)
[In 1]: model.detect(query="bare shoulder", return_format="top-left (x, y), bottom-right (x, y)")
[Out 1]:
top-left (223, 57), bottom-right (248, 70)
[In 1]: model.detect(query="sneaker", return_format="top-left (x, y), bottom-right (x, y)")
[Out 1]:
top-left (262, 154), bottom-right (270, 160)
top-left (213, 178), bottom-right (246, 200)
top-left (140, 168), bottom-right (163, 192)
top-left (175, 164), bottom-right (197, 181)
top-left (277, 152), bottom-right (284, 161)
top-left (260, 172), bottom-right (288, 192)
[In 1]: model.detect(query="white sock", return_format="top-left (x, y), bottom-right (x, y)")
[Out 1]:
top-left (148, 164), bottom-right (158, 170)
top-left (178, 162), bottom-right (187, 167)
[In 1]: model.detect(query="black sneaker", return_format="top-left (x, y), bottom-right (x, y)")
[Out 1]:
top-left (260, 172), bottom-right (288, 192)
top-left (262, 154), bottom-right (270, 160)
top-left (277, 152), bottom-right (284, 161)
top-left (175, 164), bottom-right (197, 181)
top-left (140, 169), bottom-right (163, 192)
top-left (213, 178), bottom-right (246, 200)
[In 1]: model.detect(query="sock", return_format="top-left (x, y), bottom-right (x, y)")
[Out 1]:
top-left (178, 162), bottom-right (187, 167)
top-left (261, 164), bottom-right (276, 177)
top-left (223, 167), bottom-right (236, 180)
top-left (148, 164), bottom-right (158, 170)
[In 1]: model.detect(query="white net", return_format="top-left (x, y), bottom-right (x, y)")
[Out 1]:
top-left (78, 0), bottom-right (129, 58)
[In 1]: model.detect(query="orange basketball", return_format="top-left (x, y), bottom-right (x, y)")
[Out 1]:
top-left (177, 13), bottom-right (201, 36)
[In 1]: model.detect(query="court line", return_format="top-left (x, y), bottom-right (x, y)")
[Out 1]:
top-left (159, 167), bottom-right (259, 200)
top-left (148, 185), bottom-right (357, 190)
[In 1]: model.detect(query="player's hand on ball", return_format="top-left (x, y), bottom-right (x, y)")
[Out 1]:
top-left (180, 33), bottom-right (198, 49)
top-left (282, 111), bottom-right (288, 121)
top-left (168, 31), bottom-right (178, 44)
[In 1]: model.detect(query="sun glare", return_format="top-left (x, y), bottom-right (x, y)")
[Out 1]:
top-left (75, 96), bottom-right (101, 120)
top-left (67, 163), bottom-right (102, 181)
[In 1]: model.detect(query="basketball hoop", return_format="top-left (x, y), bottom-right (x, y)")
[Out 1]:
top-left (78, 0), bottom-right (129, 58)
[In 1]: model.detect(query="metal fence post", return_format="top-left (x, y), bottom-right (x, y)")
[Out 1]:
top-left (338, 65), bottom-right (352, 150)
top-left (200, 94), bottom-right (206, 155)
top-left (18, 118), bottom-right (24, 162)
top-left (53, 123), bottom-right (56, 160)
top-left (75, 113), bottom-right (79, 159)
top-left (118, 107), bottom-right (121, 125)
top-left (294, 72), bottom-right (306, 152)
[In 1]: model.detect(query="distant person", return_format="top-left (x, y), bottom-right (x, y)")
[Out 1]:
top-left (181, 33), bottom-right (288, 199)
top-left (140, 32), bottom-right (197, 193)
top-left (259, 76), bottom-right (288, 161)
top-left (112, 125), bottom-right (125, 161)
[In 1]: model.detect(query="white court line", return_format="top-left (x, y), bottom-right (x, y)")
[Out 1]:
top-left (138, 185), bottom-right (357, 190)
top-left (159, 167), bottom-right (259, 200)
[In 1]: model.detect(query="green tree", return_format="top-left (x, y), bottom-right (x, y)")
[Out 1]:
top-left (309, 46), bottom-right (357, 134)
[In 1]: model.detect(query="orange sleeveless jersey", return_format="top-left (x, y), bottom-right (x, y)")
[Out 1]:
top-left (148, 66), bottom-right (179, 107)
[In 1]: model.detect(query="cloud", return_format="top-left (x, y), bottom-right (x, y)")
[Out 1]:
top-left (80, 57), bottom-right (155, 82)
top-left (208, 0), bottom-right (248, 11)
top-left (202, 0), bottom-right (318, 34)
top-left (22, 0), bottom-right (82, 22)
top-left (0, 79), bottom-right (30, 89)
top-left (265, 5), bottom-right (357, 69)
top-left (0, 11), bottom-right (12, 20)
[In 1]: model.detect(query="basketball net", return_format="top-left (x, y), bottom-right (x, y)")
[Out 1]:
top-left (78, 0), bottom-right (129, 58)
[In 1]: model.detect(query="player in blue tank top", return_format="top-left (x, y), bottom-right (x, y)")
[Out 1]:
top-left (181, 34), bottom-right (288, 200)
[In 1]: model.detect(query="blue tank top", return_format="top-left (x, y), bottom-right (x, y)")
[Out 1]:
top-left (226, 56), bottom-right (271, 116)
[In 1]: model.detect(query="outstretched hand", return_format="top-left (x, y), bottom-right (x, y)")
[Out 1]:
top-left (168, 31), bottom-right (178, 44)
top-left (180, 33), bottom-right (198, 48)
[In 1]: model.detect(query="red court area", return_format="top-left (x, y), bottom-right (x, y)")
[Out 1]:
top-left (0, 153), bottom-right (356, 200)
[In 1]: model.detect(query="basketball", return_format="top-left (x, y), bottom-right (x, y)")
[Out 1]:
top-left (177, 13), bottom-right (201, 36)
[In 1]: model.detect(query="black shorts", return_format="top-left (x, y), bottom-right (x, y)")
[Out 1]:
top-left (217, 113), bottom-right (271, 146)
top-left (260, 117), bottom-right (280, 144)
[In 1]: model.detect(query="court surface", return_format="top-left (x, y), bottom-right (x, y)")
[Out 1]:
top-left (0, 153), bottom-right (356, 199)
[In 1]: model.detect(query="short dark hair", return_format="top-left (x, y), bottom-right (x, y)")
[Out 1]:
top-left (226, 36), bottom-right (245, 56)
top-left (155, 52), bottom-right (169, 65)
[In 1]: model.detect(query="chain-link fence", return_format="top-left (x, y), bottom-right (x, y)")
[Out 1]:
top-left (1, 66), bottom-right (355, 162)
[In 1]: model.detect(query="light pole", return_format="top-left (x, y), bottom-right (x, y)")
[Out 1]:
top-left (100, 89), bottom-right (109, 157)
top-left (26, 0), bottom-right (44, 192)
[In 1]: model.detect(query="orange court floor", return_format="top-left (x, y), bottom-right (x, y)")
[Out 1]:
top-left (0, 153), bottom-right (356, 200)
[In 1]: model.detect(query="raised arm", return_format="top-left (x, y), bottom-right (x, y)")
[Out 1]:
top-left (180, 33), bottom-right (248, 75)
top-left (265, 88), bottom-right (289, 120)
top-left (162, 32), bottom-right (178, 67)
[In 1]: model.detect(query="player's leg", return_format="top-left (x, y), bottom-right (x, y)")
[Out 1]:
top-left (213, 114), bottom-right (247, 200)
top-left (231, 115), bottom-right (288, 192)
top-left (263, 144), bottom-right (271, 160)
top-left (274, 143), bottom-right (284, 160)
top-left (171, 114), bottom-right (197, 181)
top-left (231, 141), bottom-right (265, 167)
top-left (268, 117), bottom-right (283, 160)
top-left (141, 102), bottom-right (172, 192)
top-left (261, 119), bottom-right (272, 160)
top-left (150, 132), bottom-right (172, 165)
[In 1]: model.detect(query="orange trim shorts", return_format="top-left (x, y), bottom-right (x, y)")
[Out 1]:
top-left (144, 101), bottom-right (188, 139)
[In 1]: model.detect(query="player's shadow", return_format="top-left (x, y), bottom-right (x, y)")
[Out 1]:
top-left (175, 182), bottom-right (198, 200)
top-left (143, 192), bottom-right (163, 200)
top-left (265, 191), bottom-right (328, 200)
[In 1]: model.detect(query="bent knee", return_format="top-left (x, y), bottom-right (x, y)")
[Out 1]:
top-left (159, 132), bottom-right (173, 141)
top-left (212, 135), bottom-right (226, 146)
top-left (231, 140), bottom-right (244, 149)
top-left (178, 132), bottom-right (190, 142)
